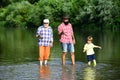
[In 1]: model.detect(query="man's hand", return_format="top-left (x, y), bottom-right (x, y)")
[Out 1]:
top-left (50, 42), bottom-right (53, 47)
top-left (72, 34), bottom-right (75, 44)
top-left (38, 35), bottom-right (43, 39)
top-left (60, 32), bottom-right (64, 36)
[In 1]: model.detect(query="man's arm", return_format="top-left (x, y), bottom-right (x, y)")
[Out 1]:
top-left (58, 24), bottom-right (64, 36)
top-left (36, 27), bottom-right (43, 39)
top-left (72, 33), bottom-right (76, 44)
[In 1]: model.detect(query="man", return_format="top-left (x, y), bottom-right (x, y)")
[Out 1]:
top-left (58, 16), bottom-right (75, 65)
top-left (36, 19), bottom-right (53, 66)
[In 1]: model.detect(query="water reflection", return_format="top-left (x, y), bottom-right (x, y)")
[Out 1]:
top-left (0, 27), bottom-right (120, 80)
top-left (39, 65), bottom-right (50, 80)
top-left (62, 65), bottom-right (75, 80)
top-left (83, 67), bottom-right (96, 80)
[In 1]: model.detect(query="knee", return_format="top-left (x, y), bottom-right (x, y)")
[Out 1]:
top-left (71, 53), bottom-right (74, 56)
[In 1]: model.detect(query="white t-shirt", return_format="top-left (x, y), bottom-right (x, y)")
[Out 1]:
top-left (83, 43), bottom-right (96, 55)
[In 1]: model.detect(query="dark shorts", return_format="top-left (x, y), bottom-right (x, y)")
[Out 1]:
top-left (87, 54), bottom-right (96, 61)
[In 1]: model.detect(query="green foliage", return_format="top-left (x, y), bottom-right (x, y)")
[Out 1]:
top-left (0, 0), bottom-right (120, 29)
top-left (0, 0), bottom-right (38, 7)
top-left (0, 1), bottom-right (33, 27)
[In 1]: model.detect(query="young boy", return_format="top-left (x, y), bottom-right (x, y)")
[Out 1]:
top-left (83, 36), bottom-right (101, 66)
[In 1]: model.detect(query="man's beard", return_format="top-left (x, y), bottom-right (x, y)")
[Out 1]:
top-left (64, 22), bottom-right (69, 25)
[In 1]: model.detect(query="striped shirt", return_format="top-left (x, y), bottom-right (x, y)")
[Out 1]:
top-left (58, 23), bottom-right (73, 43)
top-left (36, 26), bottom-right (53, 46)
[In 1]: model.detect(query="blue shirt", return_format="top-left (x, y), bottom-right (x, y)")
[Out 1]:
top-left (36, 26), bottom-right (53, 46)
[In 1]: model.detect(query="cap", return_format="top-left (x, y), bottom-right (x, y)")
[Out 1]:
top-left (62, 15), bottom-right (70, 19)
top-left (43, 19), bottom-right (49, 23)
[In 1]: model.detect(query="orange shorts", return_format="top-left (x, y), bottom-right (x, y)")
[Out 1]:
top-left (39, 46), bottom-right (50, 61)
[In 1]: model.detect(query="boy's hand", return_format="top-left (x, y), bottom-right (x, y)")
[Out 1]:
top-left (98, 46), bottom-right (102, 49)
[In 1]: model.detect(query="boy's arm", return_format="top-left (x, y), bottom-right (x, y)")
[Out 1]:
top-left (83, 44), bottom-right (87, 53)
top-left (94, 45), bottom-right (102, 49)
top-left (83, 49), bottom-right (86, 53)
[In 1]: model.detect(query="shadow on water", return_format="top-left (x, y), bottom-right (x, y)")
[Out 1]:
top-left (0, 27), bottom-right (120, 80)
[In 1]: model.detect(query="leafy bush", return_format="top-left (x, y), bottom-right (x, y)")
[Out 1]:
top-left (0, 1), bottom-right (33, 27)
top-left (0, 0), bottom-right (120, 29)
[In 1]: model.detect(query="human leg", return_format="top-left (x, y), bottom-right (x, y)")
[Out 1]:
top-left (44, 46), bottom-right (50, 65)
top-left (93, 59), bottom-right (96, 66)
top-left (39, 46), bottom-right (44, 66)
top-left (62, 52), bottom-right (67, 65)
top-left (87, 55), bottom-right (92, 66)
top-left (88, 61), bottom-right (91, 66)
top-left (92, 54), bottom-right (96, 66)
top-left (61, 43), bottom-right (67, 65)
top-left (71, 53), bottom-right (75, 65)
top-left (69, 43), bottom-right (75, 65)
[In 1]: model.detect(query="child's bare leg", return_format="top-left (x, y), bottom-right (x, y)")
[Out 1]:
top-left (88, 61), bottom-right (91, 66)
top-left (93, 59), bottom-right (96, 66)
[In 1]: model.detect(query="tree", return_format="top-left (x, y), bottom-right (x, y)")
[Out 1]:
top-left (0, 1), bottom-right (33, 28)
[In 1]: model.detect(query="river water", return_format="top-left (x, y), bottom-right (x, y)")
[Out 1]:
top-left (0, 27), bottom-right (120, 80)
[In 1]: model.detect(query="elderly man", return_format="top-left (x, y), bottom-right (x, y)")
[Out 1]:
top-left (36, 19), bottom-right (53, 66)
